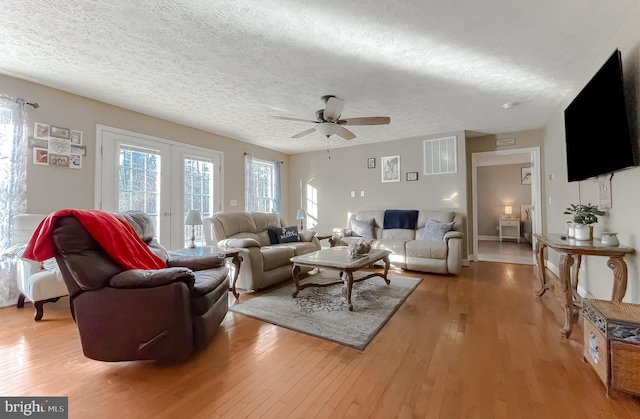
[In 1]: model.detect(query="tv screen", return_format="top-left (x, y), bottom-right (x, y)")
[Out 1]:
top-left (564, 49), bottom-right (635, 182)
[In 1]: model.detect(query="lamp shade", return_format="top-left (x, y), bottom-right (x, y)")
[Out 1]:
top-left (504, 206), bottom-right (513, 216)
top-left (296, 209), bottom-right (306, 220)
top-left (184, 209), bottom-right (202, 226)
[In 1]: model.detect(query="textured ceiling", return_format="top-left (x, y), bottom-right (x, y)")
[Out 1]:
top-left (1, 0), bottom-right (638, 154)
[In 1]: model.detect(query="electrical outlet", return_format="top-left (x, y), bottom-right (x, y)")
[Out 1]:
top-left (350, 191), bottom-right (355, 198)
top-left (360, 191), bottom-right (365, 197)
top-left (230, 199), bottom-right (238, 206)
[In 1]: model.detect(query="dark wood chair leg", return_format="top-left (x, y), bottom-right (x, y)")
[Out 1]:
top-left (17, 293), bottom-right (26, 309)
top-left (33, 297), bottom-right (62, 321)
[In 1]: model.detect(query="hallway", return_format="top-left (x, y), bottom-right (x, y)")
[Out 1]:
top-left (477, 240), bottom-right (534, 265)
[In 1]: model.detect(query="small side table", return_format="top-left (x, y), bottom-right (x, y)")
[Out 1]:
top-left (170, 246), bottom-right (243, 299)
top-left (499, 217), bottom-right (520, 243)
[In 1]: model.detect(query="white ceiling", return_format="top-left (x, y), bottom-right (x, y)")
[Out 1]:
top-left (1, 0), bottom-right (638, 154)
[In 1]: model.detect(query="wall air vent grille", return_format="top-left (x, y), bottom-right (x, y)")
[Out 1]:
top-left (423, 136), bottom-right (457, 175)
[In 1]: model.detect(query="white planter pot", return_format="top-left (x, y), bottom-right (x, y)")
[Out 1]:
top-left (567, 223), bottom-right (576, 238)
top-left (574, 224), bottom-right (592, 241)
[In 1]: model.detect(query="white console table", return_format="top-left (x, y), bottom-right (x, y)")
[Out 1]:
top-left (499, 218), bottom-right (520, 243)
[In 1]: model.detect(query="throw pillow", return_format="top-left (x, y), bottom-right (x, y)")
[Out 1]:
top-left (299, 230), bottom-right (317, 242)
top-left (268, 226), bottom-right (301, 244)
top-left (349, 218), bottom-right (376, 238)
top-left (421, 219), bottom-right (454, 241)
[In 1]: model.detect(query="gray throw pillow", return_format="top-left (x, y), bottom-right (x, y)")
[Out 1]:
top-left (349, 218), bottom-right (376, 238)
top-left (421, 219), bottom-right (454, 241)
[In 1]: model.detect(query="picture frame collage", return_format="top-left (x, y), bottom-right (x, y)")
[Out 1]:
top-left (367, 155), bottom-right (416, 182)
top-left (31, 122), bottom-right (86, 169)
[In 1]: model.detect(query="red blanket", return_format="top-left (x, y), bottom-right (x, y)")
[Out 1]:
top-left (23, 209), bottom-right (167, 270)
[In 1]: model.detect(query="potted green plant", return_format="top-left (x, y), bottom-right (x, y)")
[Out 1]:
top-left (563, 203), bottom-right (605, 240)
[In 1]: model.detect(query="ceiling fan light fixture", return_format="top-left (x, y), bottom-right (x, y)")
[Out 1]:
top-left (316, 122), bottom-right (341, 137)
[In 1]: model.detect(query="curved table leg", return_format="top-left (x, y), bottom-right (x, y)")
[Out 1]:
top-left (559, 253), bottom-right (575, 338)
top-left (342, 271), bottom-right (354, 311)
top-left (608, 257), bottom-right (628, 302)
top-left (230, 254), bottom-right (242, 300)
top-left (292, 264), bottom-right (302, 298)
top-left (535, 241), bottom-right (553, 296)
top-left (382, 255), bottom-right (391, 284)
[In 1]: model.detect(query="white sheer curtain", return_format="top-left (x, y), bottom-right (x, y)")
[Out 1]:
top-left (0, 96), bottom-right (28, 307)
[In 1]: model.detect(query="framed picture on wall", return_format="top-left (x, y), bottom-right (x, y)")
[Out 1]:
top-left (381, 155), bottom-right (400, 182)
top-left (367, 157), bottom-right (376, 169)
top-left (34, 122), bottom-right (50, 140)
top-left (406, 172), bottom-right (418, 181)
top-left (521, 167), bottom-right (532, 185)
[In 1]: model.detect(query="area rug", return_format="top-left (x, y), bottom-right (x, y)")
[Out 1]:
top-left (229, 273), bottom-right (421, 350)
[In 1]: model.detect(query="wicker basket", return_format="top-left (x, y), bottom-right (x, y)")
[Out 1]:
top-left (583, 298), bottom-right (640, 396)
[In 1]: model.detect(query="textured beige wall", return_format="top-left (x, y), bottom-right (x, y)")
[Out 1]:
top-left (288, 131), bottom-right (469, 256)
top-left (0, 74), bottom-right (292, 222)
top-left (477, 163), bottom-right (532, 237)
top-left (542, 3), bottom-right (640, 303)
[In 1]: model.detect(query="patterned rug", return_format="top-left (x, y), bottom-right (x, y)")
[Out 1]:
top-left (228, 272), bottom-right (421, 350)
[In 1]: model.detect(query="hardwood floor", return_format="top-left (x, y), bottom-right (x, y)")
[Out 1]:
top-left (1, 262), bottom-right (639, 418)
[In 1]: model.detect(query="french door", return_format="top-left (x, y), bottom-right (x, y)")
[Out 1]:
top-left (96, 125), bottom-right (222, 249)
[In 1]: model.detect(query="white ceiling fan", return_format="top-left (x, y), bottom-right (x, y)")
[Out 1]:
top-left (271, 95), bottom-right (390, 140)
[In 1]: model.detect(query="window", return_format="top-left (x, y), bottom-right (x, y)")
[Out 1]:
top-left (306, 184), bottom-right (318, 229)
top-left (184, 156), bottom-right (214, 245)
top-left (245, 154), bottom-right (281, 213)
top-left (118, 145), bottom-right (161, 231)
top-left (97, 125), bottom-right (222, 250)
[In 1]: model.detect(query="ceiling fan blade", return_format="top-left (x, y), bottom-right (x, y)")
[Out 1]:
top-left (270, 116), bottom-right (316, 123)
top-left (337, 127), bottom-right (356, 140)
top-left (291, 127), bottom-right (317, 138)
top-left (323, 97), bottom-right (345, 122)
top-left (338, 116), bottom-right (390, 126)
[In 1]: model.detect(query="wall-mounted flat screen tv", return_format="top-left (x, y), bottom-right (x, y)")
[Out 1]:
top-left (564, 49), bottom-right (636, 182)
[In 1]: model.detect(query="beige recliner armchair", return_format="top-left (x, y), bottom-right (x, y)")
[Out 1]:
top-left (10, 214), bottom-right (69, 320)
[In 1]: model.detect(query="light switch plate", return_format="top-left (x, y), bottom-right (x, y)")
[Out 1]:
top-left (230, 199), bottom-right (238, 206)
top-left (350, 191), bottom-right (355, 198)
top-left (360, 191), bottom-right (365, 197)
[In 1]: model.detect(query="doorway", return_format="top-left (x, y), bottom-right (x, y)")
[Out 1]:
top-left (471, 147), bottom-right (542, 264)
top-left (95, 125), bottom-right (223, 250)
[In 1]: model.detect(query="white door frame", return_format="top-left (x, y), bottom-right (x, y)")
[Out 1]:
top-left (95, 124), bottom-right (224, 249)
top-left (471, 147), bottom-right (542, 262)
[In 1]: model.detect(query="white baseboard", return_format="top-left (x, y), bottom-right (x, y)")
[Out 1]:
top-left (478, 235), bottom-right (499, 241)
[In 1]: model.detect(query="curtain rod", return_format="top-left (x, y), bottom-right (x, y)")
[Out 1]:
top-left (244, 152), bottom-right (283, 164)
top-left (0, 94), bottom-right (40, 108)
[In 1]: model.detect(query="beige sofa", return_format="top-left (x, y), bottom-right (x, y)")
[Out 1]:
top-left (206, 211), bottom-right (321, 291)
top-left (332, 209), bottom-right (464, 274)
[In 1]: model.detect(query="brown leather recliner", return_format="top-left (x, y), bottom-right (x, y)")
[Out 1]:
top-left (51, 210), bottom-right (229, 363)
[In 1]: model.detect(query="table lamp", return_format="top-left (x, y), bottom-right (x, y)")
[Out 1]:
top-left (504, 206), bottom-right (513, 218)
top-left (296, 208), bottom-right (306, 230)
top-left (184, 209), bottom-right (202, 248)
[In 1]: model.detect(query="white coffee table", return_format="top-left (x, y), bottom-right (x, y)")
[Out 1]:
top-left (290, 247), bottom-right (391, 311)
